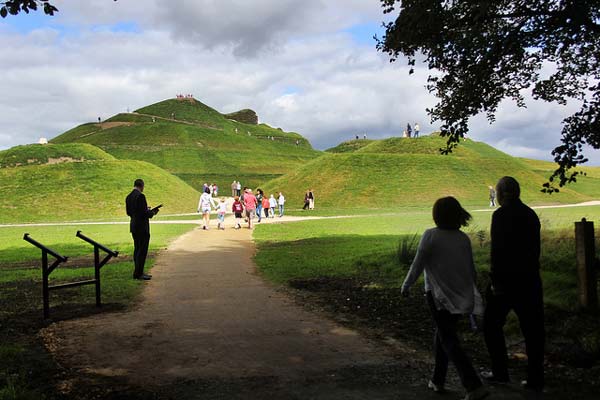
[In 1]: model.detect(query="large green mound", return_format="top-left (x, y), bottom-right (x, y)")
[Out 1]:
top-left (0, 143), bottom-right (114, 168)
top-left (51, 99), bottom-right (321, 189)
top-left (263, 136), bottom-right (599, 209)
top-left (0, 159), bottom-right (199, 223)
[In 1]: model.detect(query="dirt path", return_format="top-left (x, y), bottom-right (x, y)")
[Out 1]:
top-left (43, 227), bottom-right (424, 398)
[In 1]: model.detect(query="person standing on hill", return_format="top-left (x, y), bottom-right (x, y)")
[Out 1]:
top-left (308, 189), bottom-right (315, 210)
top-left (407, 123), bottom-right (412, 138)
top-left (231, 181), bottom-right (237, 197)
top-left (401, 197), bottom-right (488, 400)
top-left (482, 176), bottom-right (544, 393)
top-left (278, 192), bottom-right (285, 217)
top-left (236, 181), bottom-right (242, 197)
top-left (414, 123), bottom-right (420, 138)
top-left (198, 187), bottom-right (217, 230)
top-left (302, 190), bottom-right (310, 210)
top-left (126, 179), bottom-right (159, 280)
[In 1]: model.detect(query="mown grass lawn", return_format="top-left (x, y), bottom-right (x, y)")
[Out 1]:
top-left (0, 223), bottom-right (194, 400)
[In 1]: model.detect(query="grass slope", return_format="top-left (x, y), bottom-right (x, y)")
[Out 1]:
top-left (0, 143), bottom-right (114, 168)
top-left (51, 99), bottom-right (322, 189)
top-left (263, 136), bottom-right (599, 209)
top-left (0, 158), bottom-right (199, 223)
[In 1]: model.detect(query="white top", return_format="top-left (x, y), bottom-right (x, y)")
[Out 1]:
top-left (198, 193), bottom-right (216, 211)
top-left (216, 202), bottom-right (227, 214)
top-left (269, 196), bottom-right (277, 207)
top-left (402, 228), bottom-right (483, 315)
top-left (278, 194), bottom-right (285, 204)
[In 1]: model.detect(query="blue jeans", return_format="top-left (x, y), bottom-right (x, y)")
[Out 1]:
top-left (279, 204), bottom-right (284, 217)
top-left (256, 204), bottom-right (263, 221)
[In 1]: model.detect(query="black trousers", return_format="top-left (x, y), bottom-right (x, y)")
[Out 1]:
top-left (302, 201), bottom-right (309, 210)
top-left (427, 292), bottom-right (482, 391)
top-left (132, 232), bottom-right (150, 278)
top-left (483, 278), bottom-right (545, 387)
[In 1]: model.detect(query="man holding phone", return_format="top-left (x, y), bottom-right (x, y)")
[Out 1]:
top-left (125, 179), bottom-right (161, 280)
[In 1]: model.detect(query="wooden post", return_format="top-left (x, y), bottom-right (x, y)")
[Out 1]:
top-left (575, 218), bottom-right (598, 310)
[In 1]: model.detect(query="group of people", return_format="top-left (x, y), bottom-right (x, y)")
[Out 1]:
top-left (198, 186), bottom-right (286, 230)
top-left (402, 122), bottom-right (420, 138)
top-left (175, 94), bottom-right (194, 100)
top-left (202, 182), bottom-right (219, 197)
top-left (302, 189), bottom-right (315, 210)
top-left (402, 176), bottom-right (544, 399)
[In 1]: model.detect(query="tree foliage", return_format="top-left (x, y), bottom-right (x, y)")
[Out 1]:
top-left (377, 0), bottom-right (600, 192)
top-left (0, 0), bottom-right (57, 18)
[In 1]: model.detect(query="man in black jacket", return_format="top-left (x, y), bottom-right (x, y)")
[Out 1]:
top-left (482, 176), bottom-right (544, 392)
top-left (126, 179), bottom-right (159, 280)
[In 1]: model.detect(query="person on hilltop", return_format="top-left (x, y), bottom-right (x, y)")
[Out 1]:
top-left (401, 197), bottom-right (488, 400)
top-left (125, 179), bottom-right (160, 281)
top-left (278, 192), bottom-right (285, 217)
top-left (256, 189), bottom-right (265, 223)
top-left (198, 187), bottom-right (217, 230)
top-left (268, 194), bottom-right (278, 218)
top-left (414, 123), bottom-right (420, 138)
top-left (243, 188), bottom-right (258, 229)
top-left (407, 123), bottom-right (413, 138)
top-left (482, 177), bottom-right (545, 393)
top-left (308, 189), bottom-right (315, 210)
top-left (232, 196), bottom-right (243, 229)
top-left (488, 186), bottom-right (496, 207)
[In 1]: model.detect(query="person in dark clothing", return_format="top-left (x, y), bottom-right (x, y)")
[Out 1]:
top-left (302, 190), bottom-right (310, 210)
top-left (482, 176), bottom-right (545, 392)
top-left (126, 179), bottom-right (159, 280)
top-left (407, 123), bottom-right (412, 138)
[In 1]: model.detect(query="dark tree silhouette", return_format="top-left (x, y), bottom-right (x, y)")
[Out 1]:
top-left (377, 0), bottom-right (600, 192)
top-left (0, 0), bottom-right (58, 17)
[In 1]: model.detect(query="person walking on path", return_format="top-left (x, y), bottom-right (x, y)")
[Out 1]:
top-left (308, 189), bottom-right (315, 210)
top-left (482, 177), bottom-right (545, 393)
top-left (198, 187), bottom-right (217, 230)
top-left (401, 197), bottom-right (488, 400)
top-left (278, 192), bottom-right (285, 217)
top-left (262, 195), bottom-right (270, 219)
top-left (216, 198), bottom-right (227, 230)
top-left (268, 194), bottom-right (277, 218)
top-left (302, 190), bottom-right (310, 210)
top-left (243, 188), bottom-right (258, 229)
top-left (488, 186), bottom-right (496, 207)
top-left (125, 179), bottom-right (159, 280)
top-left (256, 189), bottom-right (265, 223)
top-left (414, 123), bottom-right (420, 138)
top-left (232, 196), bottom-right (243, 229)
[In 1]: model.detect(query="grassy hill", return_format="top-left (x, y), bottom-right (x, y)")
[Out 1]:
top-left (264, 136), bottom-right (599, 209)
top-left (51, 99), bottom-right (322, 189)
top-left (0, 144), bottom-right (199, 223)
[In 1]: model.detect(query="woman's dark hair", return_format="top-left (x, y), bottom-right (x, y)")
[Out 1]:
top-left (432, 197), bottom-right (471, 229)
top-left (257, 188), bottom-right (264, 195)
top-left (204, 187), bottom-right (211, 194)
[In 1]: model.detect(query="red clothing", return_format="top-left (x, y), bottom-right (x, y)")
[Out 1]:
top-left (232, 201), bottom-right (243, 213)
top-left (262, 198), bottom-right (269, 208)
top-left (244, 193), bottom-right (257, 210)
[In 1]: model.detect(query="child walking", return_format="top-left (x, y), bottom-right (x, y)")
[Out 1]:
top-left (216, 197), bottom-right (227, 230)
top-left (232, 196), bottom-right (243, 229)
top-left (401, 197), bottom-right (488, 400)
top-left (268, 194), bottom-right (277, 218)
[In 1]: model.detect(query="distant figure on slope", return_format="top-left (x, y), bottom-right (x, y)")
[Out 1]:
top-left (401, 197), bottom-right (488, 400)
top-left (268, 194), bottom-right (278, 218)
top-left (308, 189), bottom-right (315, 210)
top-left (364, 133), bottom-right (367, 139)
top-left (488, 186), bottom-right (496, 207)
top-left (236, 181), bottom-right (242, 197)
top-left (278, 192), bottom-right (285, 217)
top-left (414, 123), bottom-right (420, 138)
top-left (98, 117), bottom-right (101, 124)
top-left (407, 123), bottom-right (412, 138)
top-left (231, 181), bottom-right (237, 197)
top-left (198, 187), bottom-right (217, 230)
top-left (302, 190), bottom-right (310, 210)
top-left (402, 129), bottom-right (408, 138)
top-left (216, 198), bottom-right (227, 230)
top-left (232, 196), bottom-right (243, 229)
top-left (482, 177), bottom-right (544, 393)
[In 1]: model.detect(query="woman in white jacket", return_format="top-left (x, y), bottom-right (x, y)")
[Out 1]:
top-left (402, 197), bottom-right (488, 400)
top-left (198, 187), bottom-right (217, 230)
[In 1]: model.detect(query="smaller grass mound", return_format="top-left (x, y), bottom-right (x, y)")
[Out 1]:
top-left (0, 143), bottom-right (114, 168)
top-left (326, 139), bottom-right (374, 153)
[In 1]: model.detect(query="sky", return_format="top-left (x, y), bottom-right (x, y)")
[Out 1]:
top-left (0, 0), bottom-right (598, 165)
